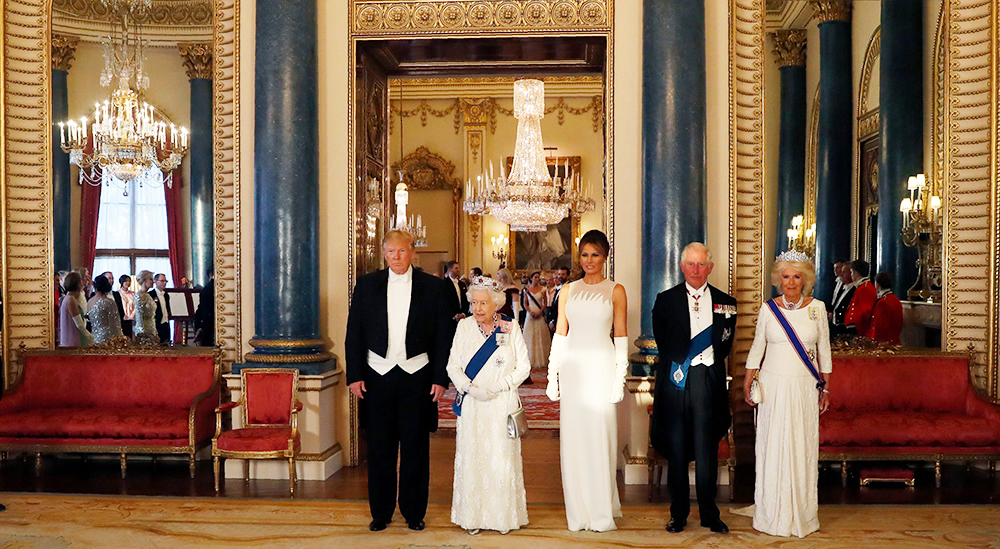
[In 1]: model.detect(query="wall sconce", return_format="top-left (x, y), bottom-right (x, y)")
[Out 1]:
top-left (490, 233), bottom-right (509, 265)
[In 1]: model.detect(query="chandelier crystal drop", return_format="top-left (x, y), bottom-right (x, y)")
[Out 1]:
top-left (59, 0), bottom-right (187, 193)
top-left (462, 79), bottom-right (594, 232)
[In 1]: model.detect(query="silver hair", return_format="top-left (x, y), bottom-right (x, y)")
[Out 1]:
top-left (681, 242), bottom-right (713, 263)
top-left (467, 285), bottom-right (506, 309)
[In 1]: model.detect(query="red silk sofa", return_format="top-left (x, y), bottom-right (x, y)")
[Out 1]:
top-left (820, 351), bottom-right (1000, 486)
top-left (0, 346), bottom-right (220, 478)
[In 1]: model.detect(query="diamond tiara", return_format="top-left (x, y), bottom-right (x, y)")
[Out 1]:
top-left (776, 250), bottom-right (813, 263)
top-left (469, 276), bottom-right (505, 293)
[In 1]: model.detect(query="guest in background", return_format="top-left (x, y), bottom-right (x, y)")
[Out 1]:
top-left (830, 263), bottom-right (856, 337)
top-left (743, 253), bottom-right (831, 538)
top-left (77, 267), bottom-right (94, 299)
top-left (133, 270), bottom-right (160, 345)
top-left (101, 271), bottom-right (128, 335)
top-left (150, 273), bottom-right (172, 345)
top-left (444, 260), bottom-right (469, 320)
top-left (545, 275), bottom-right (558, 312)
top-left (520, 271), bottom-right (550, 369)
top-left (447, 276), bottom-right (531, 535)
top-left (826, 260), bottom-right (848, 317)
top-left (195, 270), bottom-right (216, 346)
top-left (546, 266), bottom-right (570, 333)
top-left (845, 260), bottom-right (876, 337)
top-left (496, 268), bottom-right (520, 320)
top-left (118, 274), bottom-right (135, 338)
top-left (57, 270), bottom-right (69, 298)
top-left (469, 267), bottom-right (483, 279)
top-left (87, 275), bottom-right (124, 345)
top-left (180, 277), bottom-right (193, 289)
top-left (866, 271), bottom-right (903, 345)
top-left (54, 270), bottom-right (68, 345)
top-left (58, 272), bottom-right (92, 347)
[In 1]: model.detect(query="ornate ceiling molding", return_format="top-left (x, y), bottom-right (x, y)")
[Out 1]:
top-left (769, 29), bottom-right (807, 67)
top-left (51, 34), bottom-right (80, 71)
top-left (178, 43), bottom-right (213, 79)
top-left (52, 0), bottom-right (212, 25)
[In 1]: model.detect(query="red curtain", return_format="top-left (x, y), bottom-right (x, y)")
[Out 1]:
top-left (164, 170), bottom-right (187, 345)
top-left (78, 167), bottom-right (103, 274)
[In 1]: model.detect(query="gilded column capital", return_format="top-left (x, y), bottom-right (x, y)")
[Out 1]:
top-left (52, 35), bottom-right (80, 72)
top-left (809, 0), bottom-right (852, 23)
top-left (178, 43), bottom-right (213, 79)
top-left (770, 29), bottom-right (807, 67)
top-left (459, 98), bottom-right (489, 126)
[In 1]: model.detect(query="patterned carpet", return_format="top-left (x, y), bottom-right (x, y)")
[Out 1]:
top-left (439, 369), bottom-right (559, 429)
top-left (1, 494), bottom-right (999, 548)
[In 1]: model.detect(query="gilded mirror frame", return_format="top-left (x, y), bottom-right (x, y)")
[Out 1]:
top-left (1, 0), bottom-right (242, 385)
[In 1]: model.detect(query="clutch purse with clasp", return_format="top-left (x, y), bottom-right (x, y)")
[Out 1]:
top-left (507, 392), bottom-right (529, 439)
top-left (749, 369), bottom-right (763, 404)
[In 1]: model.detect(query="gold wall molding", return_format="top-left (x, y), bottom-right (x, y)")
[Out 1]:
top-left (729, 0), bottom-right (768, 435)
top-left (769, 29), bottom-right (806, 67)
top-left (942, 0), bottom-right (999, 399)
top-left (857, 109), bottom-right (879, 140)
top-left (804, 83), bottom-right (819, 229)
top-left (51, 34), bottom-right (80, 72)
top-left (179, 43), bottom-right (213, 80)
top-left (808, 0), bottom-right (851, 24)
top-left (391, 96), bottom-right (604, 135)
top-left (352, 0), bottom-right (611, 36)
top-left (931, 2), bottom-right (946, 200)
top-left (391, 75), bottom-right (603, 99)
top-left (857, 26), bottom-right (880, 122)
top-left (52, 0), bottom-right (212, 26)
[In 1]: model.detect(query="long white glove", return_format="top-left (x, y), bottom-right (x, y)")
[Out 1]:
top-left (610, 337), bottom-right (629, 403)
top-left (468, 384), bottom-right (495, 402)
top-left (546, 334), bottom-right (568, 401)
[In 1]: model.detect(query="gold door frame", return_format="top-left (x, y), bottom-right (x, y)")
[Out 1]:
top-left (347, 0), bottom-right (615, 466)
top-left (1, 0), bottom-right (243, 384)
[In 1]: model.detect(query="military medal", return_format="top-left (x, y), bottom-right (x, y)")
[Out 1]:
top-left (496, 333), bottom-right (508, 346)
top-left (673, 368), bottom-right (685, 384)
top-left (687, 289), bottom-right (701, 313)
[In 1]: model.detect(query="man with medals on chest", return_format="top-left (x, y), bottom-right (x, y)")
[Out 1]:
top-left (346, 229), bottom-right (456, 532)
top-left (650, 242), bottom-right (737, 534)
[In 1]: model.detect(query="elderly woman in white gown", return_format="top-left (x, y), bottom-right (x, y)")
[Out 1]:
top-left (447, 276), bottom-right (531, 535)
top-left (742, 251), bottom-right (832, 538)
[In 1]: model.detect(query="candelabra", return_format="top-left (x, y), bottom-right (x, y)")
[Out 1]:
top-left (490, 233), bottom-right (510, 265)
top-left (899, 173), bottom-right (942, 301)
top-left (785, 215), bottom-right (816, 257)
top-left (391, 179), bottom-right (428, 248)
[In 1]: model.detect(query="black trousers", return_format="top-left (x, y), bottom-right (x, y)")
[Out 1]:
top-left (363, 366), bottom-right (431, 524)
top-left (664, 364), bottom-right (720, 524)
top-left (156, 322), bottom-right (170, 345)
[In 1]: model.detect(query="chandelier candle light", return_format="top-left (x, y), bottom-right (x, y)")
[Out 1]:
top-left (59, 0), bottom-right (188, 192)
top-left (462, 79), bottom-right (594, 232)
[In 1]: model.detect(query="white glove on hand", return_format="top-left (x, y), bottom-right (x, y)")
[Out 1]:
top-left (546, 334), bottom-right (568, 401)
top-left (479, 379), bottom-right (506, 394)
top-left (468, 384), bottom-right (495, 402)
top-left (610, 337), bottom-right (629, 403)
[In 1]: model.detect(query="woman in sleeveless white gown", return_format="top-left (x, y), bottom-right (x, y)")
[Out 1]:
top-left (743, 257), bottom-right (832, 538)
top-left (521, 272), bottom-right (550, 368)
top-left (546, 230), bottom-right (630, 532)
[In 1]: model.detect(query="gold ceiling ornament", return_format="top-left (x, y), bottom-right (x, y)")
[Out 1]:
top-left (769, 29), bottom-right (807, 68)
top-left (51, 35), bottom-right (81, 72)
top-left (353, 0), bottom-right (610, 35)
top-left (178, 43), bottom-right (213, 79)
top-left (391, 96), bottom-right (604, 135)
top-left (808, 0), bottom-right (852, 23)
top-left (52, 0), bottom-right (212, 26)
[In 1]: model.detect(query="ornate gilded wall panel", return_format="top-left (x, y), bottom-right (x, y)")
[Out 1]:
top-left (804, 84), bottom-right (819, 228)
top-left (943, 0), bottom-right (998, 398)
top-left (729, 0), bottom-right (767, 460)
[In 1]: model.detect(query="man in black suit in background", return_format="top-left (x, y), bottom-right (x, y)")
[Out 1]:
top-left (149, 273), bottom-right (172, 345)
top-left (346, 229), bottom-right (456, 532)
top-left (650, 242), bottom-right (737, 535)
top-left (102, 271), bottom-right (128, 336)
top-left (195, 270), bottom-right (215, 346)
top-left (443, 260), bottom-right (469, 319)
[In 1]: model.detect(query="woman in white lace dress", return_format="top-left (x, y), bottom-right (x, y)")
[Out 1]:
top-left (521, 271), bottom-right (550, 368)
top-left (546, 230), bottom-right (630, 532)
top-left (743, 254), bottom-right (832, 538)
top-left (447, 276), bottom-right (531, 535)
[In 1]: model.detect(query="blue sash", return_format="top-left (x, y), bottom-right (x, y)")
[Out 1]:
top-left (670, 325), bottom-right (713, 389)
top-left (452, 329), bottom-right (500, 416)
top-left (765, 299), bottom-right (826, 390)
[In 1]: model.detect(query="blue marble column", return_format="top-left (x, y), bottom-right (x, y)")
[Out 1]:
top-left (812, 0), bottom-right (853, 304)
top-left (877, 0), bottom-right (922, 296)
top-left (51, 37), bottom-right (78, 272)
top-left (636, 0), bottom-right (707, 373)
top-left (180, 45), bottom-right (215, 288)
top-left (771, 30), bottom-right (808, 262)
top-left (240, 0), bottom-right (332, 373)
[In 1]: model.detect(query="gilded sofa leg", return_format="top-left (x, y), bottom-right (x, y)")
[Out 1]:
top-left (244, 460), bottom-right (250, 484)
top-left (120, 453), bottom-right (127, 479)
top-left (35, 452), bottom-right (42, 477)
top-left (990, 460), bottom-right (996, 476)
top-left (214, 457), bottom-right (220, 493)
top-left (841, 460), bottom-right (848, 487)
top-left (647, 460), bottom-right (655, 502)
top-left (935, 461), bottom-right (941, 488)
top-left (189, 454), bottom-right (196, 479)
top-left (288, 458), bottom-right (296, 495)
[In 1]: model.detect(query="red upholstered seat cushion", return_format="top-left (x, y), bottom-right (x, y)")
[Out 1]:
top-left (831, 356), bottom-right (971, 413)
top-left (244, 371), bottom-right (297, 426)
top-left (216, 427), bottom-right (300, 452)
top-left (820, 411), bottom-right (1000, 448)
top-left (0, 408), bottom-right (189, 439)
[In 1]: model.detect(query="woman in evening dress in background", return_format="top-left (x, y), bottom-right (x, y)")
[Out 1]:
top-left (87, 275), bottom-right (124, 345)
top-left (58, 272), bottom-right (92, 347)
top-left (520, 271), bottom-right (550, 369)
top-left (133, 270), bottom-right (160, 345)
top-left (743, 253), bottom-right (832, 538)
top-left (545, 230), bottom-right (630, 532)
top-left (118, 274), bottom-right (136, 338)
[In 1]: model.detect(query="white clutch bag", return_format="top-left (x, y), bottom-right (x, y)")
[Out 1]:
top-left (749, 371), bottom-right (762, 404)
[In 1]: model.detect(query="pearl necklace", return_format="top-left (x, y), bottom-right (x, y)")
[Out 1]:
top-left (782, 294), bottom-right (804, 310)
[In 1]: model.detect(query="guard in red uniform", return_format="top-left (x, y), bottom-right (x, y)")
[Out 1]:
top-left (866, 271), bottom-right (903, 345)
top-left (845, 260), bottom-right (877, 337)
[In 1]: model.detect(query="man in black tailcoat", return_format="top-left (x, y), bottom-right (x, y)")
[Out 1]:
top-left (651, 242), bottom-right (737, 534)
top-left (345, 229), bottom-right (456, 532)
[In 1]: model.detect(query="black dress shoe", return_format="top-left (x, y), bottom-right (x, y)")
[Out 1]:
top-left (0, 503), bottom-right (6, 512)
top-left (369, 520), bottom-right (388, 532)
top-left (408, 520), bottom-right (425, 531)
top-left (702, 518), bottom-right (729, 534)
top-left (666, 518), bottom-right (686, 533)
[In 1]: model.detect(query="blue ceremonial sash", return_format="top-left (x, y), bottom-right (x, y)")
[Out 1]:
top-left (452, 329), bottom-right (500, 417)
top-left (670, 325), bottom-right (713, 389)
top-left (765, 299), bottom-right (826, 390)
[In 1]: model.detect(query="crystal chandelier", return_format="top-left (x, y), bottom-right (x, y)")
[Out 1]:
top-left (390, 177), bottom-right (428, 248)
top-left (462, 79), bottom-right (594, 232)
top-left (59, 0), bottom-right (188, 193)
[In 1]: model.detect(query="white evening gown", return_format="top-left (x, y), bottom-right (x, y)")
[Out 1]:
top-left (744, 300), bottom-right (832, 538)
top-left (447, 317), bottom-right (531, 532)
top-left (522, 288), bottom-right (551, 368)
top-left (559, 279), bottom-right (622, 532)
